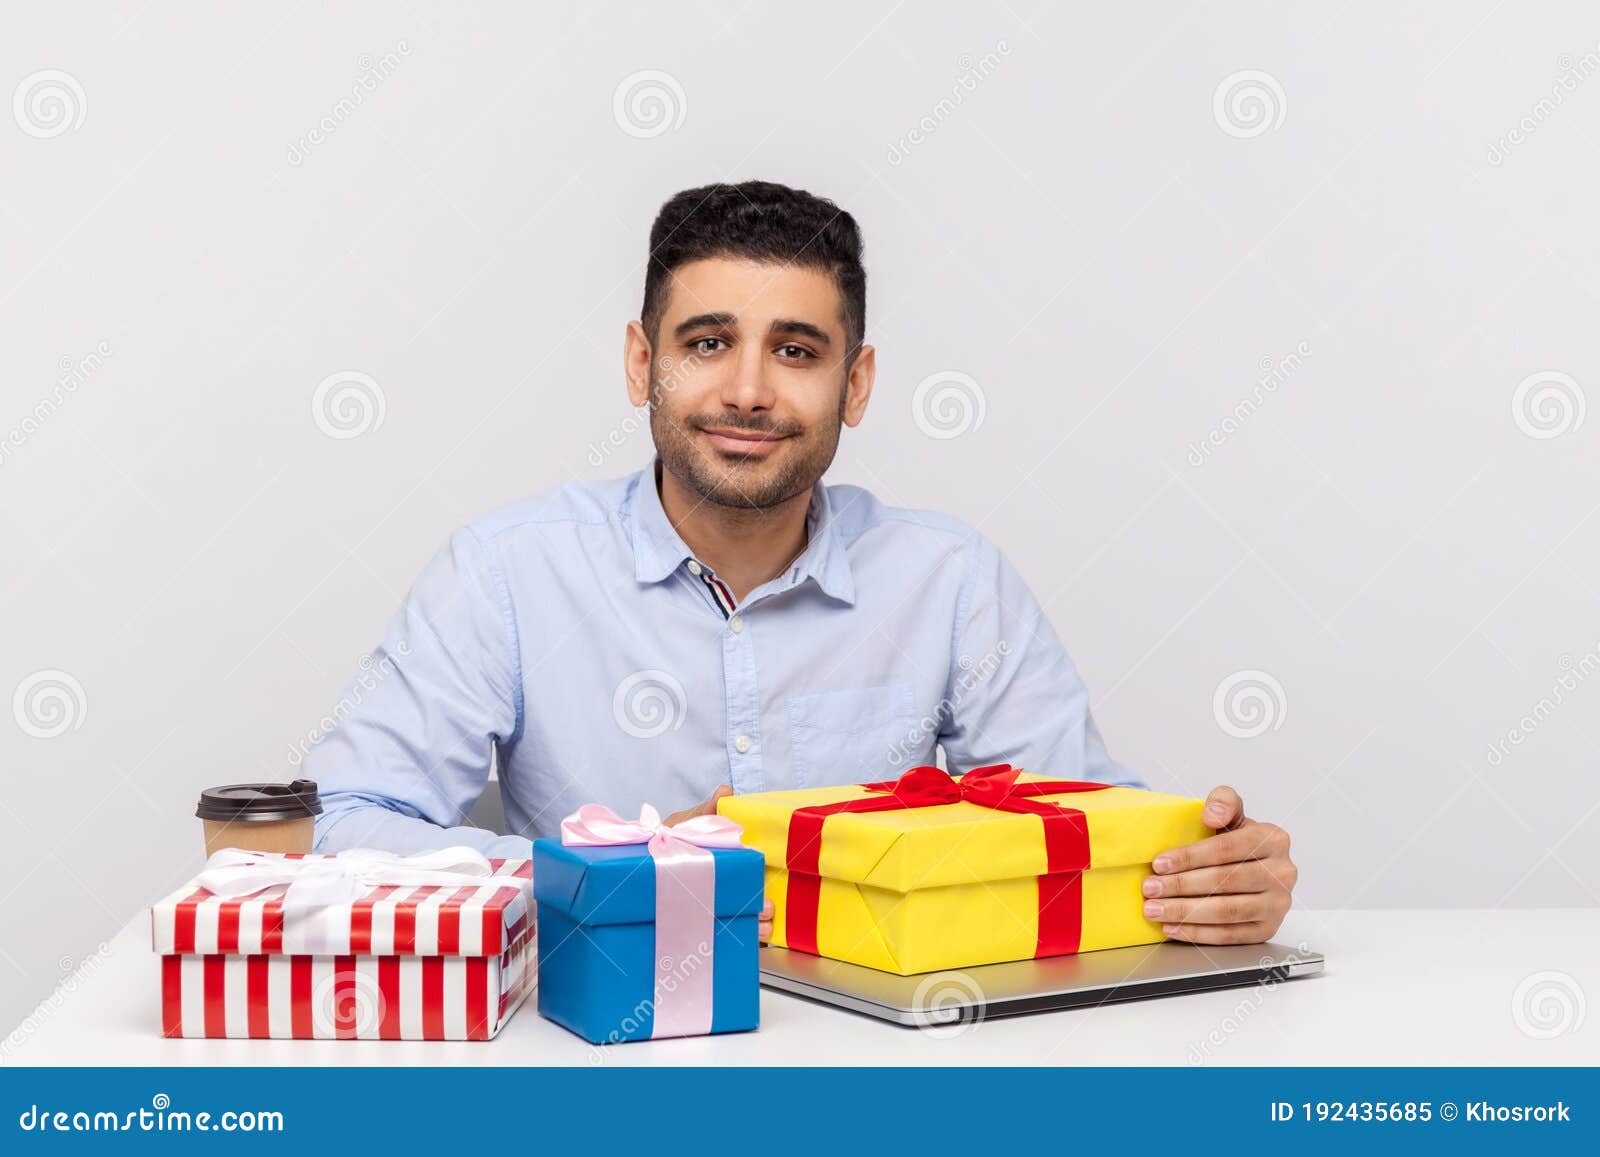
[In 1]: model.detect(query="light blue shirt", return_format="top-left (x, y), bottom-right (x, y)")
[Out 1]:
top-left (309, 461), bottom-right (1145, 856)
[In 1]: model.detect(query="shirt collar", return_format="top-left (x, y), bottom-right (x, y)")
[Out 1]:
top-left (628, 460), bottom-right (855, 606)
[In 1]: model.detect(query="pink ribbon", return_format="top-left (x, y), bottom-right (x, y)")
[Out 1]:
top-left (560, 802), bottom-right (744, 1039)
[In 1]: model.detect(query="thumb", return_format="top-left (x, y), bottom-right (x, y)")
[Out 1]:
top-left (1203, 785), bottom-right (1244, 830)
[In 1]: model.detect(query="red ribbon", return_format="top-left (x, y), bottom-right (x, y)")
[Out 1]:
top-left (782, 764), bottom-right (1111, 960)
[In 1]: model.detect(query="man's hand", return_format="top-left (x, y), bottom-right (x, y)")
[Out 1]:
top-left (1143, 785), bottom-right (1297, 944)
top-left (661, 784), bottom-right (734, 829)
top-left (663, 785), bottom-right (774, 942)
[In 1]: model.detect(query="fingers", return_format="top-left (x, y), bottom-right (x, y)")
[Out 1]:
top-left (1153, 820), bottom-right (1289, 875)
top-left (1147, 813), bottom-right (1297, 941)
top-left (663, 785), bottom-right (734, 828)
top-left (1202, 785), bottom-right (1244, 831)
top-left (758, 897), bottom-right (774, 944)
top-left (1143, 889), bottom-right (1288, 926)
top-left (1160, 920), bottom-right (1275, 945)
top-left (695, 785), bottom-right (733, 816)
top-left (1142, 861), bottom-right (1276, 899)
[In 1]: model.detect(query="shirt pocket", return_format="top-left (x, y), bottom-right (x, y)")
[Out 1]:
top-left (787, 683), bottom-right (919, 789)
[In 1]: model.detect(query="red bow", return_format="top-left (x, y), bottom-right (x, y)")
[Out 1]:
top-left (862, 762), bottom-right (1109, 811)
top-left (783, 764), bottom-right (1111, 960)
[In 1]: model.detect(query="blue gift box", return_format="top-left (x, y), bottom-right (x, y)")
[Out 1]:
top-left (532, 839), bottom-right (765, 1044)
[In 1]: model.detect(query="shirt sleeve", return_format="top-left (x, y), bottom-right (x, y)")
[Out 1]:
top-left (304, 527), bottom-right (532, 856)
top-left (937, 533), bottom-right (1147, 789)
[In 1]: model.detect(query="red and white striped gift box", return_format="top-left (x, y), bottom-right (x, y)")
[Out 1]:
top-left (150, 853), bottom-right (535, 1040)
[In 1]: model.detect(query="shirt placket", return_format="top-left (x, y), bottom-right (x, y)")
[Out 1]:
top-left (687, 559), bottom-right (736, 619)
top-left (685, 558), bottom-right (764, 794)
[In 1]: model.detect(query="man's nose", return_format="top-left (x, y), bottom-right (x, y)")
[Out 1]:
top-left (719, 344), bottom-right (775, 412)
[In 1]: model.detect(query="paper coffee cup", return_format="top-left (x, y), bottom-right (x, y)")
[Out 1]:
top-left (196, 779), bottom-right (323, 857)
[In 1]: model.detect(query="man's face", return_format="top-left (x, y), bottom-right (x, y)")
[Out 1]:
top-left (629, 256), bottom-right (873, 510)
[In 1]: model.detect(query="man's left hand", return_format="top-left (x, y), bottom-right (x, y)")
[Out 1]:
top-left (663, 786), bottom-right (775, 942)
top-left (1143, 785), bottom-right (1297, 944)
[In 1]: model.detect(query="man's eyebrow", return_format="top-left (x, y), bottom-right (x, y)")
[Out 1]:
top-left (673, 312), bottom-right (738, 338)
top-left (768, 318), bottom-right (832, 346)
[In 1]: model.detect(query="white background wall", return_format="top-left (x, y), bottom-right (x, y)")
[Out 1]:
top-left (3, 3), bottom-right (1598, 1032)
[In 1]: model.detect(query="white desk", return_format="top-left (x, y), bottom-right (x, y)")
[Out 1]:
top-left (8, 909), bottom-right (1597, 1066)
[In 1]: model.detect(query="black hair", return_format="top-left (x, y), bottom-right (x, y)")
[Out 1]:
top-left (641, 180), bottom-right (866, 360)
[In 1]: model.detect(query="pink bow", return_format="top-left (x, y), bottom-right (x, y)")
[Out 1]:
top-left (559, 801), bottom-right (745, 1040)
top-left (560, 802), bottom-right (744, 854)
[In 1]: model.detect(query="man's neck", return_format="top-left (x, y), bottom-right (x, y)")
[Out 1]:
top-left (656, 462), bottom-right (812, 604)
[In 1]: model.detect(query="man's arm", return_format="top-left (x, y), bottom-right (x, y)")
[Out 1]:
top-left (937, 533), bottom-right (1145, 787)
top-left (303, 527), bottom-right (530, 857)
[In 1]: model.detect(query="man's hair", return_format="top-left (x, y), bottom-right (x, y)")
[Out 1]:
top-left (641, 180), bottom-right (866, 361)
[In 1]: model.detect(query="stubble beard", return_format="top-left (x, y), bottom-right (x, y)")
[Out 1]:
top-left (647, 373), bottom-right (844, 512)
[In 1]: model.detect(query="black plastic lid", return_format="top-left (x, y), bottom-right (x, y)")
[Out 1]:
top-left (196, 779), bottom-right (322, 822)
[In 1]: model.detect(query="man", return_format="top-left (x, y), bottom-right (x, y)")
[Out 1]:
top-left (308, 180), bottom-right (1297, 946)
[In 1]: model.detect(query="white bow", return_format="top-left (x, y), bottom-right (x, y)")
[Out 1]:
top-left (197, 845), bottom-right (507, 911)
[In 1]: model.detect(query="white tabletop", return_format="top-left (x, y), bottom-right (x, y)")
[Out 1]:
top-left (7, 909), bottom-right (1596, 1066)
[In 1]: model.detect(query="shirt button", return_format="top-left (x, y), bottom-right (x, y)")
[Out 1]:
top-left (687, 560), bottom-right (702, 576)
top-left (734, 735), bottom-right (751, 754)
top-left (729, 615), bottom-right (744, 633)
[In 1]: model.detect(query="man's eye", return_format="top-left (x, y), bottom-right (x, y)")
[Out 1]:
top-left (775, 344), bottom-right (813, 360)
top-left (691, 337), bottom-right (728, 355)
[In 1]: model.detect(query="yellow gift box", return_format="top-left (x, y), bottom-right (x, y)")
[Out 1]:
top-left (717, 764), bottom-right (1209, 975)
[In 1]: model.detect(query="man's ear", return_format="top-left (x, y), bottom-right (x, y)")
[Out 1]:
top-left (624, 319), bottom-right (654, 408)
top-left (841, 343), bottom-right (876, 428)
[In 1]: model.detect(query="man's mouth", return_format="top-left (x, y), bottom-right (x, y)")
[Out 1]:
top-left (697, 425), bottom-right (793, 457)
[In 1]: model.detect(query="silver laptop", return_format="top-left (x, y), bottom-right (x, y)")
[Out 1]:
top-left (760, 941), bottom-right (1324, 1027)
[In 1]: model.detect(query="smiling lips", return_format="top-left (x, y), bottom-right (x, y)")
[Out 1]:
top-left (698, 426), bottom-right (791, 457)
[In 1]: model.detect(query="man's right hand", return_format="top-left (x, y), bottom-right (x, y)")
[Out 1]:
top-left (663, 785), bottom-right (773, 942)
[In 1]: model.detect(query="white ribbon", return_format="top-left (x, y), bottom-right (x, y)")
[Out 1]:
top-left (196, 846), bottom-right (513, 954)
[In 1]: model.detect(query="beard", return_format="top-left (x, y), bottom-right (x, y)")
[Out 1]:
top-left (648, 373), bottom-right (844, 511)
